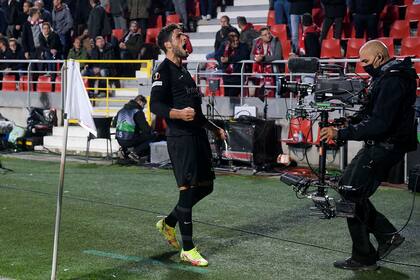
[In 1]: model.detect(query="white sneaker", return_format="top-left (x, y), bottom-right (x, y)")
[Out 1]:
top-left (206, 14), bottom-right (211, 20)
top-left (201, 15), bottom-right (206, 20)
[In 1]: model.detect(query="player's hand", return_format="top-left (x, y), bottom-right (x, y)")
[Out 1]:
top-left (214, 127), bottom-right (227, 140)
top-left (180, 107), bottom-right (195, 121)
top-left (320, 127), bottom-right (338, 142)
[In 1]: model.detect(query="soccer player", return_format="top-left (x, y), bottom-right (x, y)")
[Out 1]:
top-left (150, 24), bottom-right (226, 267)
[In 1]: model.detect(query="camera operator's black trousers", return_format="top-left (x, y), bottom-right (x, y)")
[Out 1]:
top-left (339, 145), bottom-right (403, 264)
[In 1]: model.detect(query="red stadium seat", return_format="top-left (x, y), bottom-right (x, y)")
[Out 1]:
top-left (205, 77), bottom-right (225, 97)
top-left (377, 37), bottom-right (395, 56)
top-left (380, 5), bottom-right (400, 23)
top-left (283, 117), bottom-right (313, 146)
top-left (405, 5), bottom-right (420, 21)
top-left (2, 75), bottom-right (17, 91)
top-left (254, 25), bottom-right (264, 32)
top-left (389, 20), bottom-right (411, 39)
top-left (19, 75), bottom-right (33, 91)
top-left (148, 15), bottom-right (163, 28)
top-left (55, 76), bottom-right (62, 92)
top-left (145, 28), bottom-right (159, 44)
top-left (346, 38), bottom-right (366, 58)
top-left (400, 37), bottom-right (420, 56)
top-left (267, 10), bottom-right (275, 26)
top-left (354, 63), bottom-right (369, 79)
top-left (37, 75), bottom-right (53, 92)
top-left (112, 29), bottom-right (124, 41)
top-left (270, 24), bottom-right (288, 41)
top-left (320, 39), bottom-right (342, 58)
top-left (282, 40), bottom-right (292, 59)
top-left (166, 14), bottom-right (181, 25)
top-left (402, 0), bottom-right (414, 6)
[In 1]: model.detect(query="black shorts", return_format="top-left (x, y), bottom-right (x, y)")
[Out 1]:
top-left (167, 133), bottom-right (215, 187)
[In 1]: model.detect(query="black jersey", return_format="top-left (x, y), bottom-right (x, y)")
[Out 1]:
top-left (150, 58), bottom-right (208, 136)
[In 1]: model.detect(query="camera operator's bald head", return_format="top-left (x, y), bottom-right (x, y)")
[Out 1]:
top-left (359, 40), bottom-right (390, 68)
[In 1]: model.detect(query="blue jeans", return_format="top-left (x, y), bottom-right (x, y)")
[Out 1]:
top-left (274, 0), bottom-right (290, 26)
top-left (290, 14), bottom-right (301, 53)
top-left (200, 0), bottom-right (213, 16)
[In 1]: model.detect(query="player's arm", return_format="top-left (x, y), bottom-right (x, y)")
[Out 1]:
top-left (150, 70), bottom-right (196, 122)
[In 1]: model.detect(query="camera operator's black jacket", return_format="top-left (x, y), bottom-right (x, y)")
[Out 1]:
top-left (337, 57), bottom-right (418, 152)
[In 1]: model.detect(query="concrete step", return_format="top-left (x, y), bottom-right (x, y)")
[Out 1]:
top-left (158, 53), bottom-right (207, 61)
top-left (52, 126), bottom-right (116, 138)
top-left (217, 10), bottom-right (268, 19)
top-left (198, 16), bottom-right (267, 26)
top-left (190, 38), bottom-right (215, 47)
top-left (234, 0), bottom-right (269, 6)
top-left (43, 135), bottom-right (119, 156)
top-left (186, 32), bottom-right (217, 40)
top-left (225, 4), bottom-right (269, 11)
top-left (193, 46), bottom-right (215, 54)
top-left (197, 22), bottom-right (265, 33)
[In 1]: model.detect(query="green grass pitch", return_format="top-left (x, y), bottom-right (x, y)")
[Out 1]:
top-left (0, 156), bottom-right (419, 280)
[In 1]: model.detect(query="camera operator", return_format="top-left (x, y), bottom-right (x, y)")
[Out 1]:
top-left (320, 40), bottom-right (418, 270)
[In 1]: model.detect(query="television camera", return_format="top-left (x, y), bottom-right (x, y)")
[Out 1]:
top-left (278, 58), bottom-right (368, 219)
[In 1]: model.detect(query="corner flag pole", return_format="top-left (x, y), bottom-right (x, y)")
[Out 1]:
top-left (51, 61), bottom-right (69, 280)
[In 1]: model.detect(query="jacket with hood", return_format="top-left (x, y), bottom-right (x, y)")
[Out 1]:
top-left (338, 57), bottom-right (419, 152)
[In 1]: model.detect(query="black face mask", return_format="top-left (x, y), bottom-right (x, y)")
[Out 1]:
top-left (363, 56), bottom-right (383, 77)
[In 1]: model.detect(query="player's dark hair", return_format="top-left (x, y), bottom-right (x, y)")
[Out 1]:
top-left (157, 24), bottom-right (181, 53)
top-left (134, 95), bottom-right (147, 105)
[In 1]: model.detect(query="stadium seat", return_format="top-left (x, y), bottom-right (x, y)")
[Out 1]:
top-left (380, 5), bottom-right (400, 23)
top-left (37, 75), bottom-right (53, 93)
top-left (112, 29), bottom-right (124, 41)
top-left (55, 76), bottom-right (62, 92)
top-left (166, 14), bottom-right (181, 25)
top-left (2, 75), bottom-right (17, 91)
top-left (254, 25), bottom-right (264, 32)
top-left (389, 20), bottom-right (411, 39)
top-left (377, 37), bottom-right (395, 56)
top-left (205, 77), bottom-right (225, 97)
top-left (405, 5), bottom-right (420, 22)
top-left (19, 75), bottom-right (33, 91)
top-left (267, 10), bottom-right (275, 26)
top-left (282, 40), bottom-right (292, 59)
top-left (320, 39), bottom-right (342, 58)
top-left (400, 37), bottom-right (420, 56)
top-left (354, 63), bottom-right (368, 76)
top-left (145, 28), bottom-right (159, 44)
top-left (148, 15), bottom-right (163, 28)
top-left (402, 0), bottom-right (414, 6)
top-left (282, 117), bottom-right (313, 146)
top-left (346, 38), bottom-right (365, 58)
top-left (270, 24), bottom-right (288, 41)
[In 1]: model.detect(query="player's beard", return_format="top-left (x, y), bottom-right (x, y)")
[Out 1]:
top-left (173, 45), bottom-right (188, 59)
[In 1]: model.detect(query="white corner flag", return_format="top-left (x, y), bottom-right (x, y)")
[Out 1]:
top-left (51, 60), bottom-right (97, 280)
top-left (65, 59), bottom-right (97, 136)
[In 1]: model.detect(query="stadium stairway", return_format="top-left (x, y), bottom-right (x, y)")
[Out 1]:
top-left (166, 0), bottom-right (270, 61)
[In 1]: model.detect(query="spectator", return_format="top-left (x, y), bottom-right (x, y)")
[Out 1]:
top-left (88, 0), bottom-right (111, 40)
top-left (274, 0), bottom-right (290, 25)
top-left (52, 0), bottom-right (73, 57)
top-left (110, 0), bottom-right (128, 31)
top-left (0, 37), bottom-right (12, 89)
top-left (288, 0), bottom-right (314, 53)
top-left (73, 0), bottom-right (92, 37)
top-left (80, 28), bottom-right (94, 52)
top-left (215, 32), bottom-right (250, 97)
top-left (7, 38), bottom-right (26, 79)
top-left (119, 20), bottom-right (143, 60)
top-left (68, 36), bottom-right (89, 71)
top-left (22, 7), bottom-right (43, 60)
top-left (16, 1), bottom-right (34, 39)
top-left (88, 35), bottom-right (117, 95)
top-left (200, 0), bottom-right (213, 20)
top-left (237, 16), bottom-right (259, 52)
top-left (127, 0), bottom-right (151, 40)
top-left (249, 27), bottom-right (283, 97)
top-left (39, 22), bottom-right (62, 76)
top-left (0, 6), bottom-right (7, 37)
top-left (213, 16), bottom-right (239, 52)
top-left (34, 0), bottom-right (52, 24)
top-left (171, 0), bottom-right (188, 29)
top-left (3, 0), bottom-right (20, 38)
top-left (320, 0), bottom-right (346, 40)
top-left (300, 12), bottom-right (320, 57)
top-left (349, 0), bottom-right (386, 40)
